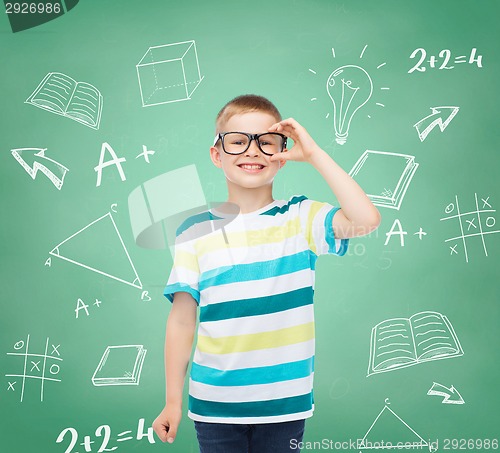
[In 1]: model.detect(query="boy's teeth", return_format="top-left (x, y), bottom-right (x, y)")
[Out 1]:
top-left (240, 164), bottom-right (263, 169)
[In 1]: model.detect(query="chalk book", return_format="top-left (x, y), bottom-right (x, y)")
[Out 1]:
top-left (26, 72), bottom-right (103, 129)
top-left (349, 150), bottom-right (419, 210)
top-left (368, 311), bottom-right (463, 376)
top-left (92, 345), bottom-right (147, 386)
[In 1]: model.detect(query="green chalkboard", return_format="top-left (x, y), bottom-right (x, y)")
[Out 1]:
top-left (1, 0), bottom-right (499, 452)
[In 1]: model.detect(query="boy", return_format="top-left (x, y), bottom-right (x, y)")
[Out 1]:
top-left (153, 94), bottom-right (381, 452)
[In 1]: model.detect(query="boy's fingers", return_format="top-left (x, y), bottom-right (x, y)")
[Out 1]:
top-left (159, 429), bottom-right (169, 443)
top-left (269, 119), bottom-right (298, 132)
top-left (277, 123), bottom-right (304, 140)
top-left (271, 125), bottom-right (296, 141)
top-left (153, 417), bottom-right (179, 443)
top-left (270, 152), bottom-right (290, 162)
top-left (152, 421), bottom-right (169, 443)
top-left (278, 117), bottom-right (303, 130)
top-left (166, 423), bottom-right (178, 443)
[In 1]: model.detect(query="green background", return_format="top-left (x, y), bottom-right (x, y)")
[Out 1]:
top-left (1, 0), bottom-right (499, 451)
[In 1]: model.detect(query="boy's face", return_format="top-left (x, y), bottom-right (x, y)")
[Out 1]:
top-left (210, 111), bottom-right (286, 190)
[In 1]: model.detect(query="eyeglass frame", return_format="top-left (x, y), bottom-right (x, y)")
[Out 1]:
top-left (213, 131), bottom-right (288, 156)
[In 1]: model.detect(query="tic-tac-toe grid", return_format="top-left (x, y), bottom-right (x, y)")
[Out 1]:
top-left (440, 193), bottom-right (499, 263)
top-left (5, 335), bottom-right (62, 402)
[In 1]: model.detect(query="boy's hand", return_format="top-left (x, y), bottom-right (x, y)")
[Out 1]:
top-left (268, 118), bottom-right (322, 164)
top-left (152, 404), bottom-right (182, 444)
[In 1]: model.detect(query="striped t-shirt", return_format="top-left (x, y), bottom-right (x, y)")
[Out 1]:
top-left (163, 195), bottom-right (349, 424)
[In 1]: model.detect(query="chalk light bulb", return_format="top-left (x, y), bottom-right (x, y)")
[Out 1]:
top-left (326, 65), bottom-right (373, 145)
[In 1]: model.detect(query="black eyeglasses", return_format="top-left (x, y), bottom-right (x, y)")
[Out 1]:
top-left (213, 132), bottom-right (287, 156)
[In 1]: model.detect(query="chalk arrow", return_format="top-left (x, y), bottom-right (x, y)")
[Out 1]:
top-left (413, 106), bottom-right (459, 142)
top-left (11, 148), bottom-right (69, 190)
top-left (427, 382), bottom-right (465, 404)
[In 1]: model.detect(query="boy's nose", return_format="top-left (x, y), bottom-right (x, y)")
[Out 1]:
top-left (245, 138), bottom-right (261, 155)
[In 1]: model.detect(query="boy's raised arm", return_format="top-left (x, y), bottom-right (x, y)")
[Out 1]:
top-left (153, 291), bottom-right (197, 444)
top-left (269, 117), bottom-right (381, 239)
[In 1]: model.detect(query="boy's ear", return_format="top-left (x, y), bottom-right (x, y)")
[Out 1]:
top-left (210, 146), bottom-right (222, 168)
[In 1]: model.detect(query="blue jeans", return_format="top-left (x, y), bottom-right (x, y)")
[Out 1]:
top-left (194, 419), bottom-right (305, 453)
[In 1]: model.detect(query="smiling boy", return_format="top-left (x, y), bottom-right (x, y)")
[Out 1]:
top-left (153, 94), bottom-right (381, 452)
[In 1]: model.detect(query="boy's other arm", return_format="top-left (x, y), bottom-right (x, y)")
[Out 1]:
top-left (308, 148), bottom-right (381, 239)
top-left (152, 291), bottom-right (197, 444)
top-left (269, 118), bottom-right (381, 239)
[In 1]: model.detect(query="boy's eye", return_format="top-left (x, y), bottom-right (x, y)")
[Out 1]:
top-left (225, 133), bottom-right (249, 146)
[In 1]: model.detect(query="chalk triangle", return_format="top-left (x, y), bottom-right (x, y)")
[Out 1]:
top-left (49, 213), bottom-right (142, 289)
top-left (359, 405), bottom-right (428, 450)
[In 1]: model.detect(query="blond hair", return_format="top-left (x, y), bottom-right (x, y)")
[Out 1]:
top-left (215, 94), bottom-right (282, 133)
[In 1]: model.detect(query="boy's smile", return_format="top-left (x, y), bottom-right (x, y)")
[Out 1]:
top-left (237, 162), bottom-right (266, 173)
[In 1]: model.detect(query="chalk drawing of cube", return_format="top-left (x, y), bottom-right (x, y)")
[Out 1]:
top-left (136, 40), bottom-right (204, 107)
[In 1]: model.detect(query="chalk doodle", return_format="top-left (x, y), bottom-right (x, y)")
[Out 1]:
top-left (94, 142), bottom-right (158, 187)
top-left (309, 44), bottom-right (390, 143)
top-left (326, 63), bottom-right (373, 145)
top-left (384, 219), bottom-right (407, 247)
top-left (358, 402), bottom-right (434, 451)
top-left (135, 144), bottom-right (155, 163)
top-left (349, 150), bottom-right (419, 210)
top-left (427, 382), bottom-right (465, 405)
top-left (56, 418), bottom-right (154, 452)
top-left (11, 147), bottom-right (69, 190)
top-left (94, 142), bottom-right (127, 187)
top-left (136, 40), bottom-right (204, 107)
top-left (92, 345), bottom-right (147, 386)
top-left (384, 220), bottom-right (428, 247)
top-left (413, 106), bottom-right (459, 142)
top-left (26, 72), bottom-right (103, 129)
top-left (408, 47), bottom-right (483, 73)
top-left (48, 212), bottom-right (143, 289)
top-left (440, 193), bottom-right (499, 263)
top-left (5, 335), bottom-right (62, 402)
top-left (75, 298), bottom-right (103, 318)
top-left (368, 311), bottom-right (463, 376)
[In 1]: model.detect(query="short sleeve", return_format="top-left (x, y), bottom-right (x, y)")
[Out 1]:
top-left (298, 197), bottom-right (349, 256)
top-left (163, 232), bottom-right (200, 305)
